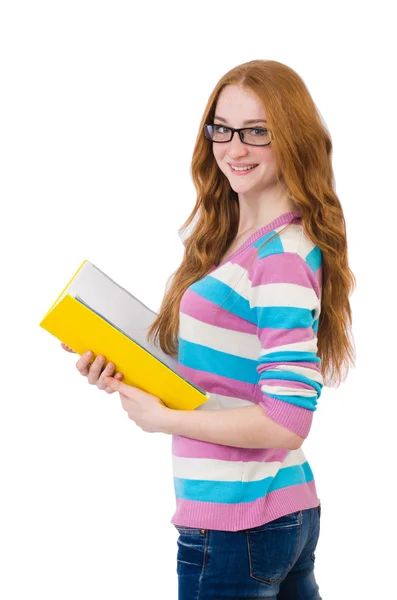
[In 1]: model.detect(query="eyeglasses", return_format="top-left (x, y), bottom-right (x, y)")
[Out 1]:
top-left (204, 124), bottom-right (272, 147)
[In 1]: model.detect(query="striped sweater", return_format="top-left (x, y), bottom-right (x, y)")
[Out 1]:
top-left (171, 211), bottom-right (323, 532)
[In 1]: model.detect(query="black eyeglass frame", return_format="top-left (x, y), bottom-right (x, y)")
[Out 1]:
top-left (203, 124), bottom-right (273, 147)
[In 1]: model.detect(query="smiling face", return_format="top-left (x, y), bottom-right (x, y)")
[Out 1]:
top-left (211, 85), bottom-right (280, 197)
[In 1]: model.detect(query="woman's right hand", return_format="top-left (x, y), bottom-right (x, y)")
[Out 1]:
top-left (60, 342), bottom-right (124, 394)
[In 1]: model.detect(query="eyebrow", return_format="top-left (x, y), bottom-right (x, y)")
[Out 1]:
top-left (214, 116), bottom-right (267, 125)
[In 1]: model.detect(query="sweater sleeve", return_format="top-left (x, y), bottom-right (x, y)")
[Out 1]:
top-left (249, 250), bottom-right (323, 439)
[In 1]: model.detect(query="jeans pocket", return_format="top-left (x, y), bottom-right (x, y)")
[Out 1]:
top-left (174, 526), bottom-right (209, 575)
top-left (247, 511), bottom-right (302, 584)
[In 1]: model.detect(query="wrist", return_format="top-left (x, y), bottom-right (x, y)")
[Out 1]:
top-left (159, 406), bottom-right (180, 435)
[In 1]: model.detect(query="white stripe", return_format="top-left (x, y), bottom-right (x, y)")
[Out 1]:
top-left (271, 364), bottom-right (324, 385)
top-left (210, 262), bottom-right (319, 312)
top-left (299, 232), bottom-right (317, 262)
top-left (260, 384), bottom-right (317, 397)
top-left (210, 262), bottom-right (251, 299)
top-left (278, 224), bottom-right (303, 253)
top-left (195, 393), bottom-right (254, 411)
top-left (179, 312), bottom-right (260, 360)
top-left (260, 338), bottom-right (318, 355)
top-left (172, 448), bottom-right (307, 482)
top-left (250, 282), bottom-right (319, 310)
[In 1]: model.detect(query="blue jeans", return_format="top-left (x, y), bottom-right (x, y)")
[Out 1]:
top-left (174, 505), bottom-right (321, 599)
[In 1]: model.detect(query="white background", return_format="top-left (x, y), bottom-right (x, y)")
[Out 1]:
top-left (1, 1), bottom-right (395, 598)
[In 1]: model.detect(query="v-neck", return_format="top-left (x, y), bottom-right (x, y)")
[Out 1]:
top-left (214, 210), bottom-right (302, 269)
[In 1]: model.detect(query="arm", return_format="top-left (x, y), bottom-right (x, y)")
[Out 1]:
top-left (251, 249), bottom-right (323, 445)
top-left (162, 249), bottom-right (323, 449)
top-left (162, 403), bottom-right (300, 449)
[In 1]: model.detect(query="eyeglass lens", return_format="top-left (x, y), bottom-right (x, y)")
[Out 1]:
top-left (205, 125), bottom-right (271, 146)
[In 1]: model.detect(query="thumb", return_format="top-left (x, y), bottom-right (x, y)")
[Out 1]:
top-left (104, 377), bottom-right (137, 396)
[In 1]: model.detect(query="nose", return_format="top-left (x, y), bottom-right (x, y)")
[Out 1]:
top-left (226, 131), bottom-right (249, 157)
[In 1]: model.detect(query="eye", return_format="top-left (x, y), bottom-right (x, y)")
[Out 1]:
top-left (250, 128), bottom-right (267, 136)
top-left (214, 125), bottom-right (230, 133)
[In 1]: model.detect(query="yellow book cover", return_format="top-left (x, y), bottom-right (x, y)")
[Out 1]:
top-left (39, 260), bottom-right (209, 411)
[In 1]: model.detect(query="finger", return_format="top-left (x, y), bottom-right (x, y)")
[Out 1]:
top-left (87, 355), bottom-right (107, 385)
top-left (61, 342), bottom-right (76, 353)
top-left (97, 361), bottom-right (116, 390)
top-left (75, 351), bottom-right (94, 376)
top-left (104, 371), bottom-right (124, 394)
top-left (103, 377), bottom-right (135, 395)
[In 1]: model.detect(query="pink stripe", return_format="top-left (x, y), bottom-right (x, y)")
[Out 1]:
top-left (208, 213), bottom-right (302, 274)
top-left (252, 394), bottom-right (313, 438)
top-left (180, 289), bottom-right (256, 334)
top-left (258, 326), bottom-right (314, 347)
top-left (177, 363), bottom-right (254, 399)
top-left (244, 252), bottom-right (321, 298)
top-left (171, 479), bottom-right (320, 531)
top-left (172, 435), bottom-right (290, 462)
top-left (181, 294), bottom-right (317, 342)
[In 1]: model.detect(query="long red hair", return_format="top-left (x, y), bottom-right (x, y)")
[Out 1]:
top-left (147, 59), bottom-right (356, 387)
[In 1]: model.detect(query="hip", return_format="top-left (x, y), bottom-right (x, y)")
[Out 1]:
top-left (174, 504), bottom-right (322, 600)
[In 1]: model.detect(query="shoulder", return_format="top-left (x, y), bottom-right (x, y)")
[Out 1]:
top-left (249, 223), bottom-right (322, 295)
top-left (254, 221), bottom-right (321, 267)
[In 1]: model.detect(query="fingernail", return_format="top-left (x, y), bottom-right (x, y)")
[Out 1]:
top-left (86, 351), bottom-right (93, 358)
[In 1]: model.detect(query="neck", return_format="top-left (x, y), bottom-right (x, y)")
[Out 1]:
top-left (236, 183), bottom-right (298, 234)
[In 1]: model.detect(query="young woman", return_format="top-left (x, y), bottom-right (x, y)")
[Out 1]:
top-left (62, 59), bottom-right (355, 599)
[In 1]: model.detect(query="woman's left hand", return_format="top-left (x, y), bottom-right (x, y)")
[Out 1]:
top-left (104, 376), bottom-right (170, 434)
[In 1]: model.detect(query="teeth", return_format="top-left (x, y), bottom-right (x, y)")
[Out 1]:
top-left (231, 165), bottom-right (257, 171)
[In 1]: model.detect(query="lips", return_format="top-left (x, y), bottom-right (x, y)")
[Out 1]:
top-left (228, 163), bottom-right (259, 176)
top-left (228, 162), bottom-right (259, 167)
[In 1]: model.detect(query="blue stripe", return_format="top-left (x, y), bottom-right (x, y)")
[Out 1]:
top-left (268, 461), bottom-right (314, 492)
top-left (174, 462), bottom-right (314, 503)
top-left (260, 391), bottom-right (318, 410)
top-left (259, 369), bottom-right (323, 396)
top-left (306, 247), bottom-right (322, 273)
top-left (253, 231), bottom-right (284, 258)
top-left (188, 273), bottom-right (316, 331)
top-left (313, 318), bottom-right (319, 333)
top-left (255, 306), bottom-right (313, 329)
top-left (258, 350), bottom-right (321, 364)
top-left (189, 277), bottom-right (313, 330)
top-left (189, 277), bottom-right (254, 323)
top-left (178, 338), bottom-right (259, 384)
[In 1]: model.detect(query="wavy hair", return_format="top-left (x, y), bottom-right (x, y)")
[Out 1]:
top-left (147, 59), bottom-right (356, 387)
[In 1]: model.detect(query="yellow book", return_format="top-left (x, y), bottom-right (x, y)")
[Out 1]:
top-left (39, 260), bottom-right (209, 411)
